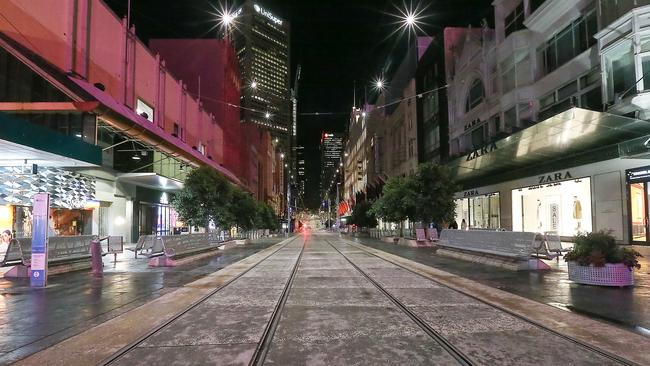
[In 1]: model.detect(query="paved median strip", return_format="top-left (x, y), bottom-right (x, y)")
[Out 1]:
top-left (13, 236), bottom-right (297, 366)
top-left (340, 237), bottom-right (649, 366)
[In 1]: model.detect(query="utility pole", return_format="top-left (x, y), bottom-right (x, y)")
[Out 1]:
top-left (336, 183), bottom-right (340, 230)
top-left (286, 181), bottom-right (291, 237)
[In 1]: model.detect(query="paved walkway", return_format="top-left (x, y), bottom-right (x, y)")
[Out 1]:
top-left (346, 234), bottom-right (650, 336)
top-left (17, 232), bottom-right (648, 365)
top-left (0, 237), bottom-right (284, 365)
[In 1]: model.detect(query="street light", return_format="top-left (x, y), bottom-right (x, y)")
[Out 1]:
top-left (251, 80), bottom-right (258, 89)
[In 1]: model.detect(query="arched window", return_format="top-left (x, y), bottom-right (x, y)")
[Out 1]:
top-left (465, 78), bottom-right (485, 112)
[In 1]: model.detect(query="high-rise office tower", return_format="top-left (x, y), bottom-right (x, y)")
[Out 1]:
top-left (320, 132), bottom-right (344, 198)
top-left (232, 1), bottom-right (291, 137)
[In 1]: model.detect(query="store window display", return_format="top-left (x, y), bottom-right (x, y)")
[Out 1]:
top-left (454, 193), bottom-right (501, 229)
top-left (512, 178), bottom-right (592, 236)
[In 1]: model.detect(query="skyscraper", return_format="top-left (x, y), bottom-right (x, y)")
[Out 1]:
top-left (320, 132), bottom-right (344, 198)
top-left (232, 1), bottom-right (291, 137)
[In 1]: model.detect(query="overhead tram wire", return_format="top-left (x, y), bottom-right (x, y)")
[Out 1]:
top-left (185, 85), bottom-right (449, 118)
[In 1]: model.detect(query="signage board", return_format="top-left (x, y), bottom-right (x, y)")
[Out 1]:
top-left (30, 193), bottom-right (49, 287)
top-left (626, 166), bottom-right (650, 183)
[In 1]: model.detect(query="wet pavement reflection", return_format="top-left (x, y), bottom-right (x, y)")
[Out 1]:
top-left (347, 235), bottom-right (650, 337)
top-left (0, 238), bottom-right (284, 364)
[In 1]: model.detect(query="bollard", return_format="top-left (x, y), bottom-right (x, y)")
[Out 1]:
top-left (90, 238), bottom-right (103, 277)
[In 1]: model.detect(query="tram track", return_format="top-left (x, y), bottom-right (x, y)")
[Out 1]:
top-left (324, 238), bottom-right (474, 366)
top-left (99, 235), bottom-right (302, 366)
top-left (249, 234), bottom-right (307, 365)
top-left (335, 236), bottom-right (639, 366)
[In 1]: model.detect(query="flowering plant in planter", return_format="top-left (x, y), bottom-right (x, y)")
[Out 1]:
top-left (564, 231), bottom-right (642, 270)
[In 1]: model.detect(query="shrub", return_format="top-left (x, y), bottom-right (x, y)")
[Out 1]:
top-left (564, 230), bottom-right (642, 270)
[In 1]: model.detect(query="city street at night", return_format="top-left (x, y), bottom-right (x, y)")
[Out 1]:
top-left (3, 0), bottom-right (650, 364)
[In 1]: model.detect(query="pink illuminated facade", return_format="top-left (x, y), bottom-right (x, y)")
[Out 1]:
top-left (0, 0), bottom-right (284, 240)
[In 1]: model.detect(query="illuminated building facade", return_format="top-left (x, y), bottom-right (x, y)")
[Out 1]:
top-left (232, 1), bottom-right (291, 137)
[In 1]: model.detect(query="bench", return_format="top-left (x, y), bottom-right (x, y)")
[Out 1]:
top-left (2, 239), bottom-right (24, 266)
top-left (148, 233), bottom-right (221, 267)
top-left (100, 236), bottom-right (123, 262)
top-left (128, 235), bottom-right (156, 258)
top-left (438, 229), bottom-right (552, 270)
top-left (18, 235), bottom-right (94, 265)
top-left (542, 231), bottom-right (571, 258)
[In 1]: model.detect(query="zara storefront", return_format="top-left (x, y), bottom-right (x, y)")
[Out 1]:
top-left (449, 108), bottom-right (650, 243)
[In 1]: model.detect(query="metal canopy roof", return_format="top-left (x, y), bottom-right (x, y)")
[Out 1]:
top-left (447, 108), bottom-right (650, 183)
top-left (116, 173), bottom-right (183, 192)
top-left (0, 112), bottom-right (101, 168)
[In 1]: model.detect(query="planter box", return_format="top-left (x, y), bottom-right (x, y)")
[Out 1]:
top-left (567, 262), bottom-right (634, 287)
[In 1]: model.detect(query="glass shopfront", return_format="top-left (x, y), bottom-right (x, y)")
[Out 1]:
top-left (512, 177), bottom-right (592, 236)
top-left (454, 192), bottom-right (501, 229)
top-left (626, 166), bottom-right (650, 244)
top-left (1, 204), bottom-right (94, 238)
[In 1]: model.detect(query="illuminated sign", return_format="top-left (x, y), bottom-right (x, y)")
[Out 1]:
top-left (254, 4), bottom-right (283, 25)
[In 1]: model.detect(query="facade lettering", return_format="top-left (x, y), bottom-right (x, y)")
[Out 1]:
top-left (538, 171), bottom-right (573, 184)
top-left (466, 142), bottom-right (497, 161)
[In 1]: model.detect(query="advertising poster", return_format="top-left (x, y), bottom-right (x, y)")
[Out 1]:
top-left (30, 193), bottom-right (49, 287)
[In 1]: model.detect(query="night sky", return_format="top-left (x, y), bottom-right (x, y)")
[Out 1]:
top-left (105, 0), bottom-right (492, 208)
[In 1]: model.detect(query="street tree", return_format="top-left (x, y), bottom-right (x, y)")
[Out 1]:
top-left (171, 166), bottom-right (233, 230)
top-left (229, 187), bottom-right (258, 231)
top-left (410, 162), bottom-right (459, 228)
top-left (350, 200), bottom-right (378, 228)
top-left (369, 175), bottom-right (417, 237)
top-left (256, 202), bottom-right (279, 231)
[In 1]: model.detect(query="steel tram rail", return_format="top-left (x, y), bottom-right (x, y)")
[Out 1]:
top-left (100, 235), bottom-right (301, 365)
top-left (324, 238), bottom-right (474, 366)
top-left (337, 235), bottom-right (639, 366)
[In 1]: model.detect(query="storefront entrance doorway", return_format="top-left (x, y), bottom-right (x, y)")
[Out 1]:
top-left (630, 182), bottom-right (649, 243)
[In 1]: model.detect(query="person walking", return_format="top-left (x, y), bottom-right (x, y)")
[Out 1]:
top-left (449, 220), bottom-right (458, 229)
top-left (461, 219), bottom-right (467, 231)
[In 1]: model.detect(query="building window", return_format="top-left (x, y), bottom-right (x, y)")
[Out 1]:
top-left (465, 78), bottom-right (485, 112)
top-left (538, 9), bottom-right (597, 76)
top-left (603, 40), bottom-right (635, 102)
top-left (198, 143), bottom-right (206, 155)
top-left (505, 2), bottom-right (525, 37)
top-left (504, 106), bottom-right (518, 132)
top-left (538, 69), bottom-right (601, 120)
top-left (529, 0), bottom-right (547, 14)
top-left (173, 123), bottom-right (179, 137)
top-left (136, 99), bottom-right (154, 123)
top-left (501, 50), bottom-right (530, 93)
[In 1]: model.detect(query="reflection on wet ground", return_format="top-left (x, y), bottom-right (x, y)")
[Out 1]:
top-left (0, 238), bottom-right (283, 364)
top-left (348, 235), bottom-right (650, 336)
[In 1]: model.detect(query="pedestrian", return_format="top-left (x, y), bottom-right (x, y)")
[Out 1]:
top-left (461, 219), bottom-right (467, 231)
top-left (449, 220), bottom-right (458, 229)
top-left (0, 229), bottom-right (11, 264)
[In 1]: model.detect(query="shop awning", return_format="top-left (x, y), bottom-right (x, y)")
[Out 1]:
top-left (117, 173), bottom-right (183, 192)
top-left (0, 112), bottom-right (101, 167)
top-left (448, 108), bottom-right (650, 187)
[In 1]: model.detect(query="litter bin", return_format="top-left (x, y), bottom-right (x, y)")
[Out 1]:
top-left (90, 237), bottom-right (103, 277)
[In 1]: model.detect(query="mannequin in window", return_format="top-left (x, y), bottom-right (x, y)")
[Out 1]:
top-left (573, 196), bottom-right (582, 231)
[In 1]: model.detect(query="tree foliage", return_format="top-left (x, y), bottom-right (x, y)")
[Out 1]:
top-left (369, 176), bottom-right (417, 223)
top-left (171, 166), bottom-right (233, 229)
top-left (350, 201), bottom-right (378, 228)
top-left (228, 187), bottom-right (258, 230)
top-left (256, 202), bottom-right (279, 230)
top-left (410, 162), bottom-right (459, 225)
top-left (172, 167), bottom-right (281, 232)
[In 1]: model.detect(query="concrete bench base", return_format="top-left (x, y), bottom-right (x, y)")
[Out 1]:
top-left (398, 238), bottom-right (435, 247)
top-left (436, 248), bottom-right (551, 271)
top-left (381, 236), bottom-right (398, 244)
top-left (148, 247), bottom-right (220, 267)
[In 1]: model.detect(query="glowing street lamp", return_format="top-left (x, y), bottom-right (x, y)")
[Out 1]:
top-left (251, 80), bottom-right (258, 89)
